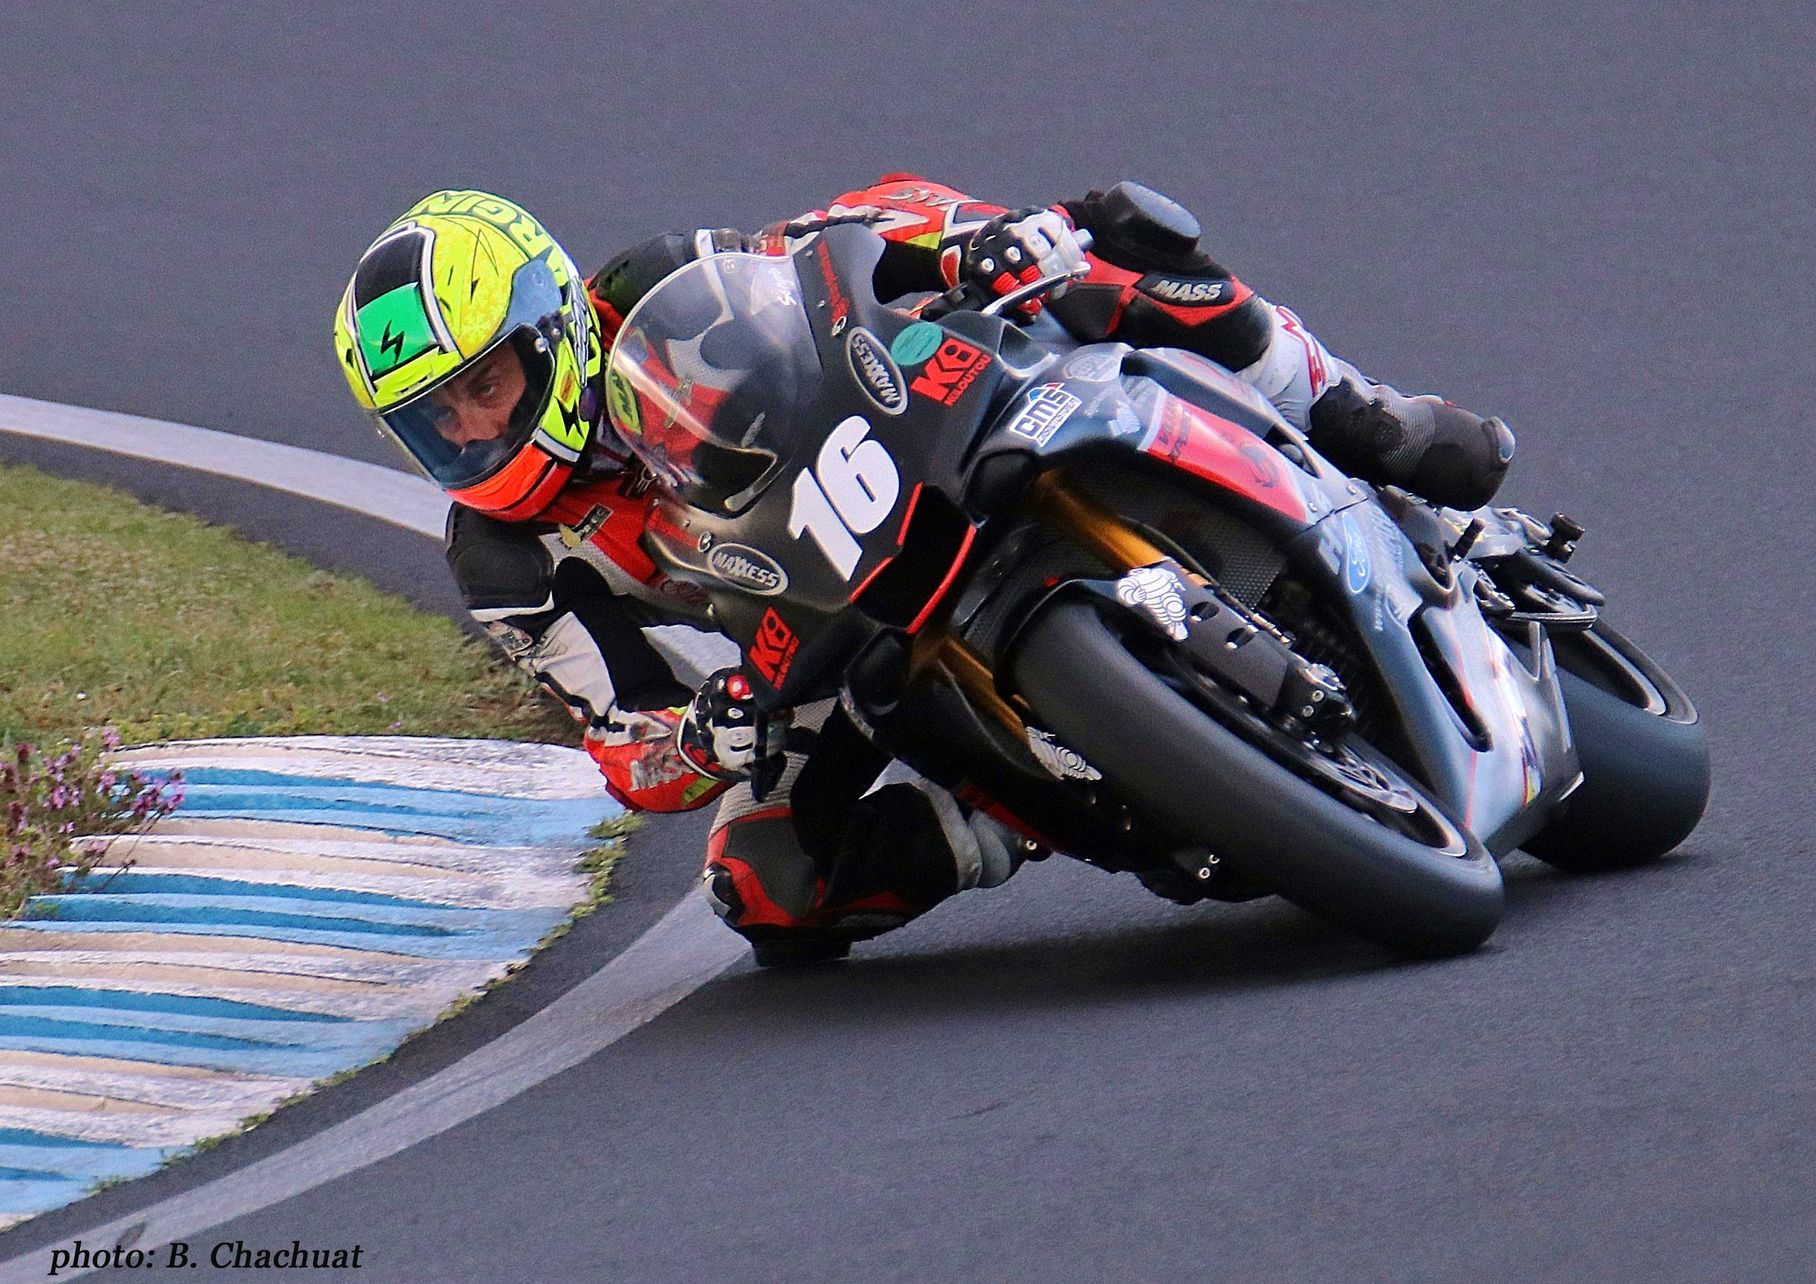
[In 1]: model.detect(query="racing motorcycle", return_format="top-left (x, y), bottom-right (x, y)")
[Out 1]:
top-left (603, 222), bottom-right (1710, 956)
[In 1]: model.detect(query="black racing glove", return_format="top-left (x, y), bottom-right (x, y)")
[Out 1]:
top-left (960, 207), bottom-right (1088, 317)
top-left (675, 668), bottom-right (790, 796)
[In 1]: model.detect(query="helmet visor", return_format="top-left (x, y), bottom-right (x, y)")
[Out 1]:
top-left (377, 330), bottom-right (555, 489)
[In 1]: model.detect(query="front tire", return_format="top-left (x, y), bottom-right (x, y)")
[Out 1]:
top-left (1522, 621), bottom-right (1710, 871)
top-left (1011, 601), bottom-right (1504, 957)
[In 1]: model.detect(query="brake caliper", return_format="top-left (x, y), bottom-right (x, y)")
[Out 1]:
top-left (1110, 560), bottom-right (1354, 732)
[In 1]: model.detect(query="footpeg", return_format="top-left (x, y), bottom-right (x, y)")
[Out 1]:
top-left (1544, 513), bottom-right (1585, 562)
top-left (1279, 661), bottom-right (1354, 731)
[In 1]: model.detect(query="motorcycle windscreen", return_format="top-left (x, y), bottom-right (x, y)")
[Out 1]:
top-left (604, 252), bottom-right (824, 514)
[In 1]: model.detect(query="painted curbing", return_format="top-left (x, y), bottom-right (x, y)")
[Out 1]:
top-left (0, 736), bottom-right (618, 1228)
top-left (0, 398), bottom-right (743, 1258)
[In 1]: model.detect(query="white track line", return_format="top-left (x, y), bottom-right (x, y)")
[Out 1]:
top-left (0, 392), bottom-right (450, 538)
top-left (0, 394), bottom-right (738, 677)
top-left (0, 396), bottom-right (744, 1275)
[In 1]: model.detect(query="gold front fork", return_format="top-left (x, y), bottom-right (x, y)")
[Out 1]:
top-left (915, 470), bottom-right (1179, 736)
top-left (1022, 469), bottom-right (1172, 574)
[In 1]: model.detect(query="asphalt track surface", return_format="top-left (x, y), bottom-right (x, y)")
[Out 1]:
top-left (3, 2), bottom-right (1812, 1279)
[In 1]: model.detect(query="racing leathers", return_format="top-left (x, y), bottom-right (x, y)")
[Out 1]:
top-left (450, 174), bottom-right (1514, 961)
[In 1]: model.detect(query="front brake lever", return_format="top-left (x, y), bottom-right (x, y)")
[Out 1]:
top-left (978, 263), bottom-right (1091, 317)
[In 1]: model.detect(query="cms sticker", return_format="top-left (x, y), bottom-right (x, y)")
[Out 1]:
top-left (707, 543), bottom-right (789, 596)
top-left (1005, 382), bottom-right (1082, 447)
top-left (845, 327), bottom-right (906, 415)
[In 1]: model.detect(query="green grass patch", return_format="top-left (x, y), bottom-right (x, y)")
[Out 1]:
top-left (0, 460), bottom-right (642, 1200)
top-left (0, 461), bottom-right (575, 747)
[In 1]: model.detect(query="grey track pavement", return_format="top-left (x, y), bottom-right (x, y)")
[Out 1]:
top-left (3, 1), bottom-right (1813, 1279)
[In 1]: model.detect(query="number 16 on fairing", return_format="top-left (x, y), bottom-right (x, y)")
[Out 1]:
top-left (787, 415), bottom-right (900, 579)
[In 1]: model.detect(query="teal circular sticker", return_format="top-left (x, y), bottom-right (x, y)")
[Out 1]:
top-left (890, 321), bottom-right (944, 366)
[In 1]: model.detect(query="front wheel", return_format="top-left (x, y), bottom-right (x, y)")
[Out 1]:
top-left (1011, 602), bottom-right (1504, 957)
top-left (1520, 620), bottom-right (1710, 871)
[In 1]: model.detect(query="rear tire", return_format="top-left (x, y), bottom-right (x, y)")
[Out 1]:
top-left (1012, 601), bottom-right (1504, 957)
top-left (1522, 621), bottom-right (1710, 871)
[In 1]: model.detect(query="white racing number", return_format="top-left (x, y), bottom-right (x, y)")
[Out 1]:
top-left (787, 415), bottom-right (900, 579)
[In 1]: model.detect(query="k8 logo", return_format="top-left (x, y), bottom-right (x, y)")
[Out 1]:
top-left (908, 335), bottom-right (990, 407)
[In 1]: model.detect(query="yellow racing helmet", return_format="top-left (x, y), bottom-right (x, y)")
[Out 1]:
top-left (333, 190), bottom-right (600, 520)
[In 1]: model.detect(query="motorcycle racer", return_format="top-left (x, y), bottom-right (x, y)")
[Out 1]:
top-left (332, 179), bottom-right (1515, 964)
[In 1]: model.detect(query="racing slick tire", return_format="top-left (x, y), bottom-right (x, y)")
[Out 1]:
top-left (1521, 620), bottom-right (1710, 872)
top-left (1011, 600), bottom-right (1505, 958)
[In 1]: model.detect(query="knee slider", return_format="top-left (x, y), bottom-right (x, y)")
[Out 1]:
top-left (1072, 180), bottom-right (1203, 263)
top-left (1410, 407), bottom-right (1516, 510)
top-left (1310, 382), bottom-right (1515, 510)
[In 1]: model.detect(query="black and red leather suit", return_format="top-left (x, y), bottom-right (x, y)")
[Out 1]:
top-left (446, 175), bottom-right (1513, 959)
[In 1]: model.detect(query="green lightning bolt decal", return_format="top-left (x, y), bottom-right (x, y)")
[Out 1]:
top-left (356, 285), bottom-right (440, 379)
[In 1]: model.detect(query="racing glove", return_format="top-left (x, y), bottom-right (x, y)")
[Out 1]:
top-left (676, 669), bottom-right (791, 796)
top-left (582, 705), bottom-right (726, 814)
top-left (960, 207), bottom-right (1087, 317)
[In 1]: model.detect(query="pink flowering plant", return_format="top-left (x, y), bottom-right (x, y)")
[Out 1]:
top-left (0, 729), bottom-right (184, 920)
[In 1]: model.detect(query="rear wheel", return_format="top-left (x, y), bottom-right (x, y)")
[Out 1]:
top-left (1521, 620), bottom-right (1710, 871)
top-left (1011, 601), bottom-right (1504, 957)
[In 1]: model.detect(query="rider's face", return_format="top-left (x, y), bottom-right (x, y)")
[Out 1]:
top-left (425, 344), bottom-right (526, 447)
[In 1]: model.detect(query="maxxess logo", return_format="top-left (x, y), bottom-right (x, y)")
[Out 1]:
top-left (908, 337), bottom-right (990, 407)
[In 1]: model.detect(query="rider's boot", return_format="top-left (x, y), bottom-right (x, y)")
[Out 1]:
top-left (1307, 378), bottom-right (1516, 510)
top-left (703, 765), bottom-right (1024, 968)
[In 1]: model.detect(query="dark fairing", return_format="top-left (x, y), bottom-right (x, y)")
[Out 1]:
top-left (626, 222), bottom-right (1589, 873)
